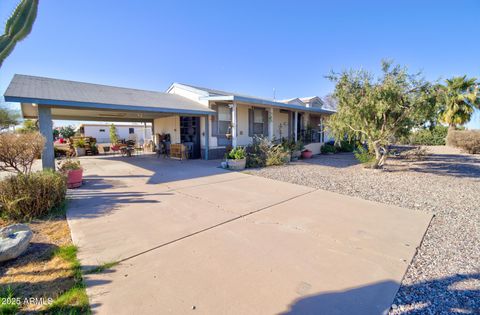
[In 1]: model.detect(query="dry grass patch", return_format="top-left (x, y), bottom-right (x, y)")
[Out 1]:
top-left (0, 212), bottom-right (90, 314)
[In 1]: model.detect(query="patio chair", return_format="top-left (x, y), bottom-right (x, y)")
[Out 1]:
top-left (135, 146), bottom-right (143, 155)
top-left (111, 145), bottom-right (121, 155)
top-left (157, 141), bottom-right (170, 158)
top-left (183, 142), bottom-right (194, 159)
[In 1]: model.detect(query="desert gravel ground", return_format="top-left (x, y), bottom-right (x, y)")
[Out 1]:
top-left (246, 146), bottom-right (480, 314)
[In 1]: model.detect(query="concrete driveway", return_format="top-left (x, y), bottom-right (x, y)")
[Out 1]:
top-left (66, 155), bottom-right (432, 315)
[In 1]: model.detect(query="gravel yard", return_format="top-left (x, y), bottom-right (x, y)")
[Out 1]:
top-left (246, 146), bottom-right (480, 314)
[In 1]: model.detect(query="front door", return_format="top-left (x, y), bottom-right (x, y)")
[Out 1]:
top-left (180, 116), bottom-right (201, 159)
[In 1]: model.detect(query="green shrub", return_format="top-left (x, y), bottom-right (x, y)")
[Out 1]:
top-left (246, 136), bottom-right (289, 168)
top-left (227, 146), bottom-right (246, 160)
top-left (58, 159), bottom-right (82, 173)
top-left (73, 138), bottom-right (85, 148)
top-left (408, 126), bottom-right (448, 145)
top-left (447, 129), bottom-right (480, 154)
top-left (338, 140), bottom-right (355, 152)
top-left (0, 170), bottom-right (67, 221)
top-left (266, 145), bottom-right (290, 166)
top-left (281, 139), bottom-right (304, 153)
top-left (354, 146), bottom-right (375, 165)
top-left (321, 143), bottom-right (337, 154)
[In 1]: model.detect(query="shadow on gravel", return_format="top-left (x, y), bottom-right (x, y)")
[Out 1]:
top-left (282, 273), bottom-right (479, 315)
top-left (389, 153), bottom-right (480, 179)
top-left (299, 153), bottom-right (360, 168)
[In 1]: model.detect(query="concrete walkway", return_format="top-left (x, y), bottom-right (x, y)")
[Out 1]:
top-left (66, 155), bottom-right (432, 315)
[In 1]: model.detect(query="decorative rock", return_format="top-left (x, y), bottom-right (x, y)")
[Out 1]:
top-left (0, 224), bottom-right (33, 263)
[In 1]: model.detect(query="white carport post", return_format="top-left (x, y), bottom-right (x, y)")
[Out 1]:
top-left (231, 101), bottom-right (238, 148)
top-left (38, 105), bottom-right (55, 170)
top-left (268, 107), bottom-right (274, 141)
top-left (143, 122), bottom-right (147, 145)
top-left (294, 111), bottom-right (298, 142)
top-left (204, 115), bottom-right (209, 160)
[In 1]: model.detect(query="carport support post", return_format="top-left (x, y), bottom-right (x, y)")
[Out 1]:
top-left (268, 107), bottom-right (274, 141)
top-left (151, 120), bottom-right (156, 148)
top-left (38, 105), bottom-right (55, 170)
top-left (231, 101), bottom-right (237, 147)
top-left (294, 111), bottom-right (298, 142)
top-left (204, 115), bottom-right (209, 160)
top-left (143, 122), bottom-right (147, 145)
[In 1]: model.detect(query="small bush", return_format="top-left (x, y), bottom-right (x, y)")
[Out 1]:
top-left (246, 136), bottom-right (289, 168)
top-left (266, 145), bottom-right (290, 166)
top-left (321, 143), bottom-right (337, 154)
top-left (58, 159), bottom-right (82, 173)
top-left (447, 129), bottom-right (480, 154)
top-left (0, 132), bottom-right (45, 173)
top-left (0, 170), bottom-right (67, 221)
top-left (407, 126), bottom-right (448, 145)
top-left (227, 146), bottom-right (246, 160)
top-left (338, 140), bottom-right (355, 152)
top-left (354, 146), bottom-right (375, 165)
top-left (73, 138), bottom-right (86, 148)
top-left (401, 146), bottom-right (430, 160)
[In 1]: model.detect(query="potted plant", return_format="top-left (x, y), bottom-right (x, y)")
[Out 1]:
top-left (226, 146), bottom-right (247, 170)
top-left (291, 141), bottom-right (304, 161)
top-left (301, 148), bottom-right (313, 159)
top-left (58, 159), bottom-right (83, 188)
top-left (73, 138), bottom-right (86, 156)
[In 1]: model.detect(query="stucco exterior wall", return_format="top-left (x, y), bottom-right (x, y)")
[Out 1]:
top-left (236, 105), bottom-right (251, 146)
top-left (168, 86), bottom-right (209, 106)
top-left (273, 109), bottom-right (290, 140)
top-left (200, 116), bottom-right (218, 148)
top-left (305, 142), bottom-right (322, 155)
top-left (153, 116), bottom-right (180, 144)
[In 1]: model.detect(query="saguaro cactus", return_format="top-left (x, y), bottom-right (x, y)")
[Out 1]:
top-left (0, 0), bottom-right (39, 67)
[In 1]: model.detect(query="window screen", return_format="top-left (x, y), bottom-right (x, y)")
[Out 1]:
top-left (218, 105), bottom-right (232, 122)
top-left (253, 109), bottom-right (264, 135)
top-left (217, 105), bottom-right (231, 135)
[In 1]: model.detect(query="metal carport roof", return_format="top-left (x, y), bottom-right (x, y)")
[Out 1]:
top-left (4, 74), bottom-right (215, 121)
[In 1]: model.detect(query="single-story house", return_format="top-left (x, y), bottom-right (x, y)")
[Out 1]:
top-left (76, 123), bottom-right (153, 144)
top-left (3, 74), bottom-right (335, 169)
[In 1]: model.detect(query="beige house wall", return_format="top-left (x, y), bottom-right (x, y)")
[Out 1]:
top-left (153, 116), bottom-right (181, 144)
top-left (273, 109), bottom-right (290, 141)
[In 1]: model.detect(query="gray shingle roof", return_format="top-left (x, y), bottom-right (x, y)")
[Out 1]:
top-left (4, 74), bottom-right (214, 115)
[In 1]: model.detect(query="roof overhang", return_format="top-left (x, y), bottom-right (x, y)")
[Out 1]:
top-left (5, 96), bottom-right (215, 121)
top-left (4, 74), bottom-right (215, 122)
top-left (202, 95), bottom-right (336, 115)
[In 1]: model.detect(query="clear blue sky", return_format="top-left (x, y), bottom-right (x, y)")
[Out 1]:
top-left (1, 0), bottom-right (479, 128)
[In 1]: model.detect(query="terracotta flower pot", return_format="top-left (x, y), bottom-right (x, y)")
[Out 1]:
top-left (66, 168), bottom-right (83, 189)
top-left (302, 150), bottom-right (313, 159)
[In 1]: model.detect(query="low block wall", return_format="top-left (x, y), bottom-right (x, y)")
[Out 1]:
top-left (305, 142), bottom-right (322, 155)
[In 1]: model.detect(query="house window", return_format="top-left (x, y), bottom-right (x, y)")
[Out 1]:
top-left (217, 105), bottom-right (231, 135)
top-left (99, 129), bottom-right (105, 132)
top-left (129, 128), bottom-right (134, 134)
top-left (252, 108), bottom-right (265, 135)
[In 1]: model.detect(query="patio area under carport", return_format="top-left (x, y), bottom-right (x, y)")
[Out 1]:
top-left (3, 74), bottom-right (215, 169)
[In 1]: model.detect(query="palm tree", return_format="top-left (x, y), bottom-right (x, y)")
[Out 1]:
top-left (0, 0), bottom-right (39, 67)
top-left (439, 76), bottom-right (480, 128)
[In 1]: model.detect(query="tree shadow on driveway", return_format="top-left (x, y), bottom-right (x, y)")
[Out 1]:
top-left (67, 178), bottom-right (173, 220)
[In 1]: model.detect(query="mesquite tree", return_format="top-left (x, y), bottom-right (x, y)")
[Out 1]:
top-left (326, 61), bottom-right (437, 168)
